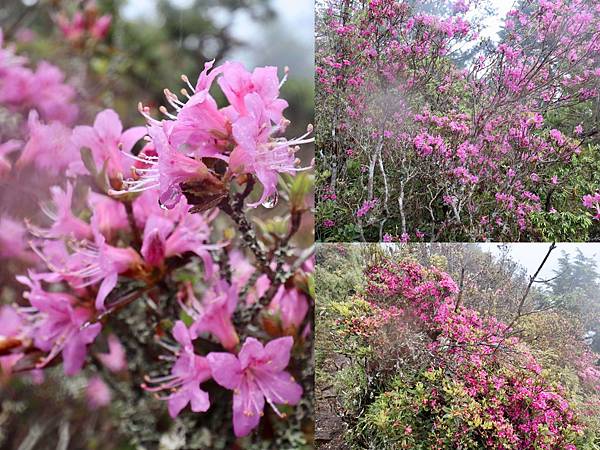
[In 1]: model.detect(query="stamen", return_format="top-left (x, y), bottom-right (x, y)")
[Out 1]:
top-left (279, 66), bottom-right (289, 89)
top-left (181, 74), bottom-right (195, 93)
top-left (156, 339), bottom-right (179, 354)
top-left (159, 105), bottom-right (178, 120)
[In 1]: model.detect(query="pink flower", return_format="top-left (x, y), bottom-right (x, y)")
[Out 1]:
top-left (527, 112), bottom-right (544, 129)
top-left (168, 61), bottom-right (230, 160)
top-left (17, 110), bottom-right (76, 175)
top-left (0, 60), bottom-right (77, 124)
top-left (247, 273), bottom-right (271, 305)
top-left (549, 129), bottom-right (565, 146)
top-left (322, 219), bottom-right (335, 228)
top-left (90, 15), bottom-right (112, 40)
top-left (140, 202), bottom-right (222, 275)
top-left (217, 61), bottom-right (288, 124)
top-left (71, 109), bottom-right (146, 180)
top-left (97, 334), bottom-right (126, 373)
top-left (86, 376), bottom-right (112, 409)
top-left (55, 12), bottom-right (86, 42)
top-left (0, 216), bottom-right (32, 261)
top-left (207, 336), bottom-right (303, 437)
top-left (382, 233), bottom-right (393, 242)
top-left (140, 215), bottom-right (171, 266)
top-left (17, 273), bottom-right (101, 375)
top-left (0, 305), bottom-right (24, 374)
top-left (582, 193), bottom-right (600, 219)
top-left (0, 139), bottom-right (21, 177)
top-left (452, 0), bottom-right (469, 14)
top-left (142, 321), bottom-right (211, 418)
top-left (28, 182), bottom-right (92, 240)
top-left (267, 287), bottom-right (309, 333)
top-left (229, 93), bottom-right (310, 207)
top-left (180, 279), bottom-right (239, 350)
top-left (85, 231), bottom-right (144, 311)
top-left (118, 123), bottom-right (218, 209)
top-left (55, 5), bottom-right (112, 43)
top-left (0, 34), bottom-right (77, 124)
top-left (121, 61), bottom-right (311, 211)
top-left (356, 199), bottom-right (378, 217)
top-left (88, 192), bottom-right (129, 240)
top-left (229, 249), bottom-right (256, 288)
top-left (35, 223), bottom-right (144, 310)
top-left (32, 61), bottom-right (79, 124)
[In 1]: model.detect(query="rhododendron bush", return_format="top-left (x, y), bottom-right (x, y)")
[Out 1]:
top-left (0, 11), bottom-right (314, 448)
top-left (316, 0), bottom-right (600, 242)
top-left (315, 244), bottom-right (600, 449)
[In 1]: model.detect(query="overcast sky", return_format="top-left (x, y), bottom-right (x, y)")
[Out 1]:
top-left (479, 243), bottom-right (600, 280)
top-left (477, 0), bottom-right (514, 41)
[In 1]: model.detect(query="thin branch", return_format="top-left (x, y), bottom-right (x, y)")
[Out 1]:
top-left (454, 267), bottom-right (465, 312)
top-left (507, 242), bottom-right (556, 330)
top-left (124, 200), bottom-right (142, 250)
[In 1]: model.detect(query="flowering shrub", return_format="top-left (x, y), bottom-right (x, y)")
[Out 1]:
top-left (0, 26), bottom-right (314, 447)
top-left (316, 0), bottom-right (600, 242)
top-left (326, 259), bottom-right (600, 449)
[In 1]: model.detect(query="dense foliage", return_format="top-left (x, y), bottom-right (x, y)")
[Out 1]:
top-left (316, 244), bottom-right (600, 449)
top-left (316, 0), bottom-right (600, 242)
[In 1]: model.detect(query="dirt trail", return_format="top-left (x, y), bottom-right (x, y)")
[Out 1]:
top-left (315, 353), bottom-right (351, 450)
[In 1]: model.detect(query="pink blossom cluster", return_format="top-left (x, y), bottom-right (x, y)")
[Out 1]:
top-left (0, 28), bottom-right (313, 437)
top-left (356, 198), bottom-right (378, 218)
top-left (357, 261), bottom-right (591, 448)
top-left (0, 30), bottom-right (78, 125)
top-left (317, 0), bottom-right (600, 239)
top-left (144, 323), bottom-right (302, 437)
top-left (582, 192), bottom-right (600, 219)
top-left (111, 61), bottom-right (313, 210)
top-left (54, 1), bottom-right (112, 44)
top-left (0, 27), bottom-right (82, 265)
top-left (1, 131), bottom-right (310, 437)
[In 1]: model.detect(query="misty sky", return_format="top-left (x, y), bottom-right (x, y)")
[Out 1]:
top-left (478, 0), bottom-right (514, 41)
top-left (480, 243), bottom-right (600, 280)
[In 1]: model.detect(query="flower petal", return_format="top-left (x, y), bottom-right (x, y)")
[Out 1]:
top-left (95, 271), bottom-right (118, 311)
top-left (120, 126), bottom-right (147, 154)
top-left (168, 390), bottom-right (190, 418)
top-left (189, 383), bottom-right (210, 413)
top-left (238, 337), bottom-right (265, 369)
top-left (94, 109), bottom-right (122, 142)
top-left (264, 336), bottom-right (294, 372)
top-left (232, 377), bottom-right (264, 437)
top-left (206, 352), bottom-right (242, 389)
top-left (254, 369), bottom-right (302, 408)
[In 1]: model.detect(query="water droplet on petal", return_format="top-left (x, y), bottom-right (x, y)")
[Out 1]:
top-left (262, 191), bottom-right (279, 209)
